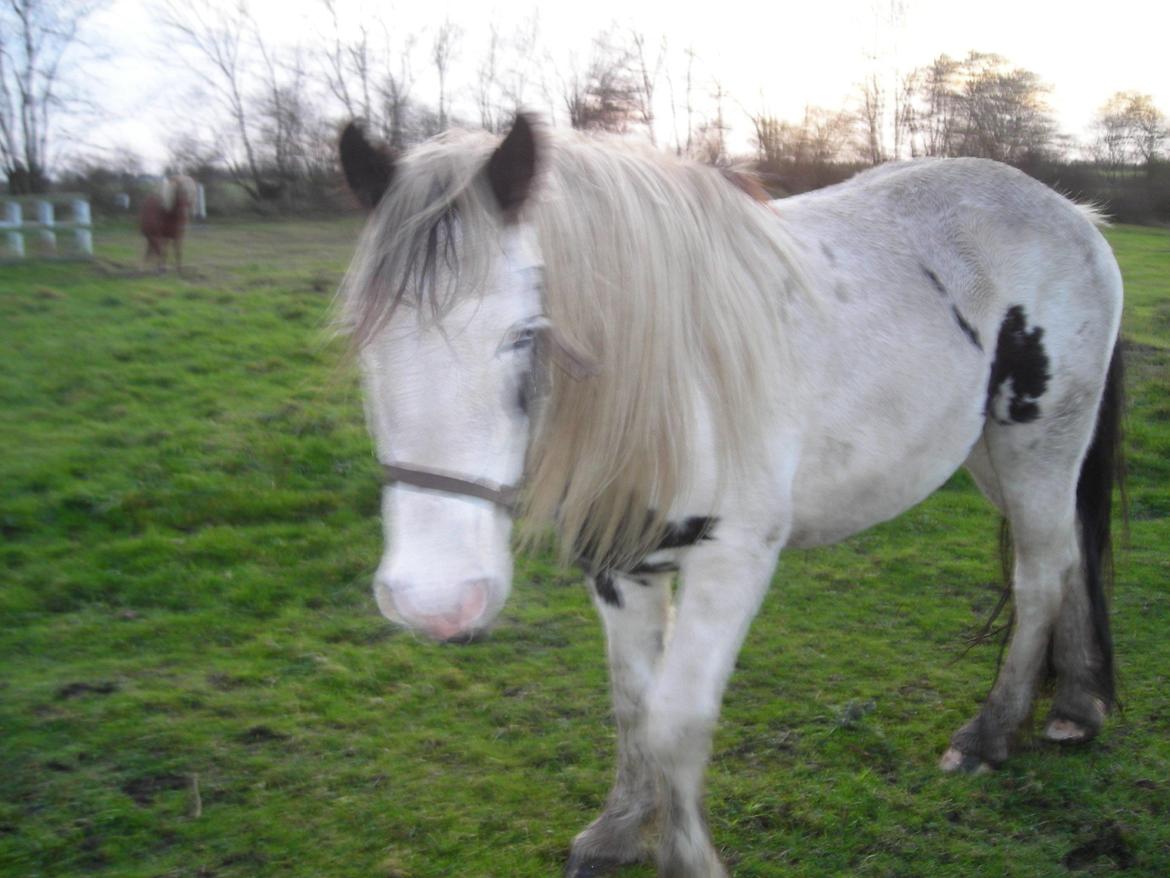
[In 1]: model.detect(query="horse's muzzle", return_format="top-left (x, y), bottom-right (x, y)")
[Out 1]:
top-left (375, 577), bottom-right (495, 642)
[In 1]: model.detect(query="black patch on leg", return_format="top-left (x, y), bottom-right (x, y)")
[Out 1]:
top-left (951, 306), bottom-right (983, 350)
top-left (577, 514), bottom-right (718, 586)
top-left (655, 517), bottom-right (717, 549)
top-left (628, 560), bottom-right (679, 575)
top-left (593, 571), bottom-right (621, 608)
top-left (986, 305), bottom-right (1051, 424)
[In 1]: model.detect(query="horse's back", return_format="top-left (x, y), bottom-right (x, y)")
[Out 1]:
top-left (780, 158), bottom-right (1118, 292)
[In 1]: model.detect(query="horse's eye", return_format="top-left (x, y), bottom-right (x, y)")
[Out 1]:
top-left (511, 328), bottom-right (537, 350)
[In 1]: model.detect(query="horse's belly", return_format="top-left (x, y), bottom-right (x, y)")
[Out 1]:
top-left (785, 408), bottom-right (983, 549)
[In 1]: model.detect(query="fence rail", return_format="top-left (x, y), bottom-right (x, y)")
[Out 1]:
top-left (1, 194), bottom-right (93, 261)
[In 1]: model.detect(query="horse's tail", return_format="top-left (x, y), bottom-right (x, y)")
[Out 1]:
top-left (1076, 340), bottom-right (1126, 710)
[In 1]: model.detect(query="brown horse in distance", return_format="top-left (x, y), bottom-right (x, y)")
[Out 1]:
top-left (140, 175), bottom-right (197, 272)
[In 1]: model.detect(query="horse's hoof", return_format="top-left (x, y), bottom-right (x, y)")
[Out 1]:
top-left (1044, 717), bottom-right (1094, 743)
top-left (564, 852), bottom-right (623, 878)
top-left (939, 746), bottom-right (993, 774)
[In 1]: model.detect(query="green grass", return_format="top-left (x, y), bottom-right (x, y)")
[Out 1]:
top-left (1, 219), bottom-right (1168, 878)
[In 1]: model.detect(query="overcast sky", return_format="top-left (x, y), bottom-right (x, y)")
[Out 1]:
top-left (82, 0), bottom-right (1170, 171)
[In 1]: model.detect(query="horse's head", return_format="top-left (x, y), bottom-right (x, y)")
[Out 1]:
top-left (160, 175), bottom-right (197, 214)
top-left (339, 117), bottom-right (542, 642)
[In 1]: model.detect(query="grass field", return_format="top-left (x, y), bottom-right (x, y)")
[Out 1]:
top-left (1, 217), bottom-right (1168, 878)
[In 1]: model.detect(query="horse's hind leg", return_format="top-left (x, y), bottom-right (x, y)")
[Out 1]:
top-left (1046, 349), bottom-right (1123, 743)
top-left (1045, 560), bottom-right (1110, 743)
top-left (943, 445), bottom-right (1079, 771)
top-left (945, 349), bottom-right (1119, 771)
top-left (567, 570), bottom-right (672, 876)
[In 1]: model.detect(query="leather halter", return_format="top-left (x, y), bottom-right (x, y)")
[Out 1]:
top-left (375, 326), bottom-right (597, 516)
top-left (381, 462), bottom-right (520, 513)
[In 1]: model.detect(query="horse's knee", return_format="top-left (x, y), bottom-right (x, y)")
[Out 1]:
top-left (643, 694), bottom-right (716, 769)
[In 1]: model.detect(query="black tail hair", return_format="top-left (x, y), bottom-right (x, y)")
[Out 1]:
top-left (1075, 342), bottom-right (1126, 709)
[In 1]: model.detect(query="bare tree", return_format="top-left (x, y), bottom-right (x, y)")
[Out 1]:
top-left (750, 111), bottom-right (786, 166)
top-left (431, 18), bottom-right (460, 131)
top-left (321, 0), bottom-right (372, 121)
top-left (853, 0), bottom-right (910, 162)
top-left (319, 1), bottom-right (419, 148)
top-left (0, 0), bottom-right (101, 192)
top-left (955, 53), bottom-right (1058, 163)
top-left (166, 129), bottom-right (223, 176)
top-left (630, 31), bottom-right (665, 145)
top-left (661, 41), bottom-right (700, 155)
top-left (906, 54), bottom-right (961, 157)
top-left (902, 52), bottom-right (1060, 163)
top-left (683, 45), bottom-right (697, 155)
top-left (254, 42), bottom-right (327, 197)
top-left (499, 14), bottom-right (539, 114)
top-left (379, 32), bottom-right (417, 149)
top-left (893, 68), bottom-right (917, 159)
top-left (474, 25), bottom-right (501, 132)
top-left (694, 78), bottom-right (730, 164)
top-left (159, 0), bottom-right (266, 200)
top-left (752, 105), bottom-right (855, 164)
top-left (858, 72), bottom-right (886, 164)
top-left (557, 32), bottom-right (641, 134)
top-left (1092, 91), bottom-right (1168, 168)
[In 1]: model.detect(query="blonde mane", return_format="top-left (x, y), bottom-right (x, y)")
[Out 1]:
top-left (339, 128), bottom-right (813, 566)
top-left (159, 175), bottom-right (197, 212)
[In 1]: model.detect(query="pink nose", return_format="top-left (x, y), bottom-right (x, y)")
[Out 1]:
top-left (379, 579), bottom-right (491, 641)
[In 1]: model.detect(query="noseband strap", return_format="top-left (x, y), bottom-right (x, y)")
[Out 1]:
top-left (382, 463), bottom-right (520, 513)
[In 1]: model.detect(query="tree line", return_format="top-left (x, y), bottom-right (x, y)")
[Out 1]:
top-left (3, 0), bottom-right (1168, 223)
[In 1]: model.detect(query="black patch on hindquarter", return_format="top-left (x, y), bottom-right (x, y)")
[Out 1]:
top-left (986, 305), bottom-right (1051, 424)
top-left (951, 306), bottom-right (983, 351)
top-left (923, 264), bottom-right (982, 349)
top-left (922, 265), bottom-right (948, 297)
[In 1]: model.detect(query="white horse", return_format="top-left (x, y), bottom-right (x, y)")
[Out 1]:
top-left (336, 116), bottom-right (1124, 877)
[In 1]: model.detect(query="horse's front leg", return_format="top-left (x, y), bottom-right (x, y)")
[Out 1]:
top-left (567, 570), bottom-right (673, 876)
top-left (646, 531), bottom-right (781, 878)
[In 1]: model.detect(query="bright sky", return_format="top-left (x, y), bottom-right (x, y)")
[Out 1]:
top-left (84, 0), bottom-right (1170, 171)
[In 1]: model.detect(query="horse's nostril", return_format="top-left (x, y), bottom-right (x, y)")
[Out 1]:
top-left (459, 580), bottom-right (489, 625)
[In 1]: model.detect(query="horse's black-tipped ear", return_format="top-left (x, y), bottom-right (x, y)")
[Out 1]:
top-left (339, 121), bottom-right (395, 210)
top-left (487, 114), bottom-right (538, 217)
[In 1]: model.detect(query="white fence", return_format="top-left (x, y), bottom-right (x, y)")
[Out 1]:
top-left (0, 194), bottom-right (93, 260)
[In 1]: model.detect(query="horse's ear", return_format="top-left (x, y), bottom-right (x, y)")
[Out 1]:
top-left (487, 114), bottom-right (538, 217)
top-left (340, 121), bottom-right (395, 210)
